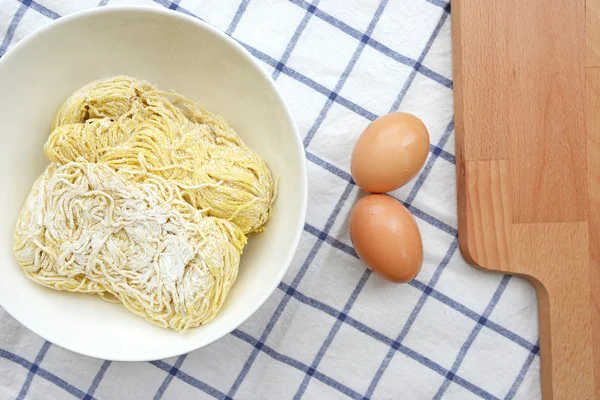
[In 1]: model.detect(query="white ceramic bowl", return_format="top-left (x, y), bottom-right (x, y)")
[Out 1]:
top-left (0, 6), bottom-right (307, 361)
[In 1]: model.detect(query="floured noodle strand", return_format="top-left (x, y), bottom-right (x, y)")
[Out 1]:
top-left (14, 76), bottom-right (275, 331)
top-left (47, 76), bottom-right (276, 234)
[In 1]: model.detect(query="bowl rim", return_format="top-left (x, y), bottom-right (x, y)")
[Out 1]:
top-left (0, 5), bottom-right (308, 361)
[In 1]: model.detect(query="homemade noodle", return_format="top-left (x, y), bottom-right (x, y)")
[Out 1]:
top-left (14, 76), bottom-right (275, 331)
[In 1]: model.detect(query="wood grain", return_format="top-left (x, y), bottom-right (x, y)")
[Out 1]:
top-left (453, 0), bottom-right (600, 398)
top-left (462, 160), bottom-right (511, 272)
top-left (588, 0), bottom-right (600, 66)
top-left (587, 68), bottom-right (600, 399)
top-left (512, 223), bottom-right (593, 399)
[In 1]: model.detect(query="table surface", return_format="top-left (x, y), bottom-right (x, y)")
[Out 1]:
top-left (0, 1), bottom-right (542, 399)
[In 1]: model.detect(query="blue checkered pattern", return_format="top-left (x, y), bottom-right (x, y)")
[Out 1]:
top-left (0, 1), bottom-right (542, 399)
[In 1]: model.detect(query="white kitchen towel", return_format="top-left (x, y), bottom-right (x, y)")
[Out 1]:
top-left (0, 1), bottom-right (543, 399)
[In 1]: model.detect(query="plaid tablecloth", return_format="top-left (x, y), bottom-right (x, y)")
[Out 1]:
top-left (0, 1), bottom-right (543, 399)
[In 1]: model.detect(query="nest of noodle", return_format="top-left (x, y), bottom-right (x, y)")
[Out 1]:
top-left (13, 76), bottom-right (276, 331)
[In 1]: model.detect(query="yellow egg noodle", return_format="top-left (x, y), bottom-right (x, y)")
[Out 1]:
top-left (14, 76), bottom-right (276, 331)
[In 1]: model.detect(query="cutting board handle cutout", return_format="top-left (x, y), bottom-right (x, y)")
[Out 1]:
top-left (452, 0), bottom-right (599, 397)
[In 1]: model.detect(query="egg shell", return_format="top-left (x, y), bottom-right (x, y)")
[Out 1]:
top-left (350, 194), bottom-right (423, 283)
top-left (351, 112), bottom-right (430, 193)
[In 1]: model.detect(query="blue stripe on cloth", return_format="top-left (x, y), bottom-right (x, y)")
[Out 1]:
top-left (224, 6), bottom-right (455, 131)
top-left (97, 0), bottom-right (110, 6)
top-left (294, 223), bottom-right (535, 400)
top-left (408, 280), bottom-right (539, 353)
top-left (306, 150), bottom-right (457, 238)
top-left (287, 0), bottom-right (453, 89)
top-left (431, 143), bottom-right (456, 164)
top-left (304, 222), bottom-right (358, 258)
top-left (16, 340), bottom-right (51, 400)
top-left (22, 0), bottom-right (452, 129)
top-left (0, 1), bottom-right (29, 57)
top-left (299, 224), bottom-right (539, 356)
top-left (399, 343), bottom-right (500, 400)
top-left (275, 280), bottom-right (501, 399)
top-left (305, 151), bottom-right (354, 183)
top-left (110, 6), bottom-right (458, 396)
top-left (156, 0), bottom-right (179, 11)
top-left (231, 329), bottom-right (365, 400)
top-left (425, 0), bottom-right (451, 13)
top-left (0, 0), bottom-right (62, 58)
top-left (17, 0), bottom-right (60, 20)
top-left (405, 118), bottom-right (455, 205)
top-left (293, 269), bottom-right (372, 399)
top-left (153, 354), bottom-right (188, 400)
top-left (85, 361), bottom-right (111, 400)
top-left (365, 238), bottom-right (458, 397)
top-left (237, 42), bottom-right (380, 122)
top-left (0, 1), bottom-right (535, 398)
top-left (226, 0), bottom-right (250, 35)
top-left (228, 2), bottom-right (390, 393)
top-left (234, 308), bottom-right (498, 399)
top-left (297, 8), bottom-right (451, 392)
top-left (272, 0), bottom-right (320, 80)
top-left (401, 203), bottom-right (457, 237)
top-left (433, 275), bottom-right (511, 399)
top-left (150, 359), bottom-right (227, 399)
top-left (307, 149), bottom-right (452, 198)
top-left (303, 0), bottom-right (389, 148)
top-left (505, 339), bottom-right (540, 400)
top-left (152, 0), bottom-right (195, 16)
top-left (367, 37), bottom-right (453, 89)
top-left (226, 181), bottom-right (356, 397)
top-left (0, 349), bottom-right (91, 399)
top-left (388, 9), bottom-right (450, 112)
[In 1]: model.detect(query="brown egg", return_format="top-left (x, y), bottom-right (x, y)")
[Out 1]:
top-left (351, 112), bottom-right (430, 193)
top-left (350, 194), bottom-right (423, 283)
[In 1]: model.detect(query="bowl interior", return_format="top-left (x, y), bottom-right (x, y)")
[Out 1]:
top-left (0, 7), bottom-right (306, 361)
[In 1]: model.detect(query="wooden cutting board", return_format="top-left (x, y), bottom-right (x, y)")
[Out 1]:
top-left (451, 0), bottom-right (600, 398)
